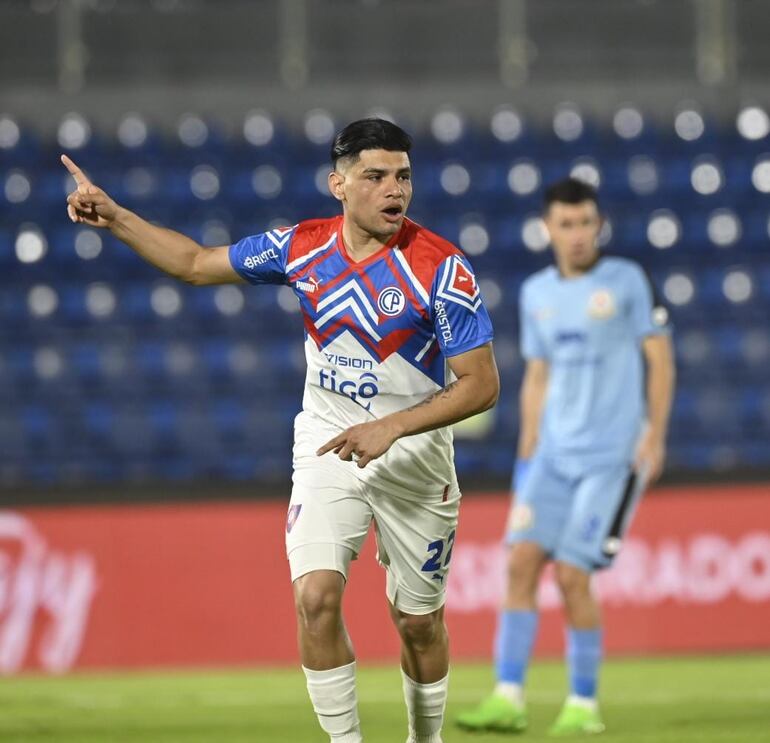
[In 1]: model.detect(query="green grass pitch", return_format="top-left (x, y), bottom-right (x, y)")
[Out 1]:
top-left (1, 655), bottom-right (768, 742)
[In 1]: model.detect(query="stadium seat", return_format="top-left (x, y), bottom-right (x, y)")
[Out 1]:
top-left (1, 108), bottom-right (768, 484)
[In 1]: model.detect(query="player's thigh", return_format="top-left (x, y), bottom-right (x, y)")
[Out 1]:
top-left (369, 483), bottom-right (460, 616)
top-left (506, 456), bottom-right (572, 555)
top-left (286, 456), bottom-right (372, 583)
top-left (556, 463), bottom-right (645, 572)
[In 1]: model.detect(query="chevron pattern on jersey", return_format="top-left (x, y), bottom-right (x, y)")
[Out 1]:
top-left (265, 226), bottom-right (296, 251)
top-left (315, 278), bottom-right (382, 342)
top-left (436, 254), bottom-right (481, 312)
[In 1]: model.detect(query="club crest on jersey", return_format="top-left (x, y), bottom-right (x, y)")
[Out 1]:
top-left (587, 289), bottom-right (616, 319)
top-left (286, 504), bottom-right (302, 533)
top-left (377, 286), bottom-right (406, 317)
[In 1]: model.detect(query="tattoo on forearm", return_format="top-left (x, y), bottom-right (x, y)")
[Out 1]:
top-left (407, 381), bottom-right (460, 411)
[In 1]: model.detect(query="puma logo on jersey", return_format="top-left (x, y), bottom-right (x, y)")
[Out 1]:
top-left (296, 276), bottom-right (321, 293)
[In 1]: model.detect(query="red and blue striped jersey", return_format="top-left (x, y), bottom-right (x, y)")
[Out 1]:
top-left (229, 215), bottom-right (493, 494)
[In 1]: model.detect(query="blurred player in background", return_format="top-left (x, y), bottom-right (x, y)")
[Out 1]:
top-left (62, 118), bottom-right (499, 743)
top-left (457, 178), bottom-right (675, 736)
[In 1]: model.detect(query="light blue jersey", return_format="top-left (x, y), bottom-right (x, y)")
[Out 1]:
top-left (508, 256), bottom-right (670, 572)
top-left (520, 256), bottom-right (670, 473)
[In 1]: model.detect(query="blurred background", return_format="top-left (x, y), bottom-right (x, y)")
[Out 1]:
top-left (0, 0), bottom-right (769, 681)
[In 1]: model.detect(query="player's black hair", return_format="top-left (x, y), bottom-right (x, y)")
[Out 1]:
top-left (543, 177), bottom-right (600, 212)
top-left (331, 118), bottom-right (412, 168)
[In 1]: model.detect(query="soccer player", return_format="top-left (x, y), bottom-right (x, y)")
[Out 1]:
top-left (62, 118), bottom-right (499, 743)
top-left (456, 178), bottom-right (675, 736)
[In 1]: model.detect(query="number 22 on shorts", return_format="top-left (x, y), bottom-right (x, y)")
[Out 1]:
top-left (421, 529), bottom-right (456, 572)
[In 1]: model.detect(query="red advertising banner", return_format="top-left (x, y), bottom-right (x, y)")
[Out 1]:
top-left (2, 484), bottom-right (769, 674)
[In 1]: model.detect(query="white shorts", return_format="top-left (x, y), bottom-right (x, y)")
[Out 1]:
top-left (286, 444), bottom-right (461, 616)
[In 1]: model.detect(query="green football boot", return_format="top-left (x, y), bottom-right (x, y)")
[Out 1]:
top-left (456, 693), bottom-right (528, 732)
top-left (548, 701), bottom-right (605, 736)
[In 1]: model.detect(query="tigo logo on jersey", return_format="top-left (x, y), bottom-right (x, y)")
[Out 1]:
top-left (318, 369), bottom-right (379, 410)
top-left (377, 286), bottom-right (406, 317)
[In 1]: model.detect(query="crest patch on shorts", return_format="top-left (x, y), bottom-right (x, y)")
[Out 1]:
top-left (286, 504), bottom-right (302, 533)
top-left (508, 504), bottom-right (534, 532)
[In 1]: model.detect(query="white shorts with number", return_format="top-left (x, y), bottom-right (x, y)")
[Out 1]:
top-left (286, 414), bottom-right (461, 615)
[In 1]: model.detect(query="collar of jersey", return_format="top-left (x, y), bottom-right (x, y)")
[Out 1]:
top-left (336, 215), bottom-right (407, 269)
top-left (555, 253), bottom-right (604, 281)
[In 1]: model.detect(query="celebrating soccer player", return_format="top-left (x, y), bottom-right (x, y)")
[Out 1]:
top-left (62, 118), bottom-right (499, 743)
top-left (457, 178), bottom-right (675, 735)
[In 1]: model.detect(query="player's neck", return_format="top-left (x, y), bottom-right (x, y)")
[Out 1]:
top-left (556, 253), bottom-right (601, 279)
top-left (340, 219), bottom-right (393, 263)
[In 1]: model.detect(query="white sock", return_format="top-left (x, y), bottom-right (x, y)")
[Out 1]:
top-left (494, 681), bottom-right (524, 706)
top-left (303, 661), bottom-right (362, 742)
top-left (401, 668), bottom-right (448, 743)
top-left (567, 693), bottom-right (598, 711)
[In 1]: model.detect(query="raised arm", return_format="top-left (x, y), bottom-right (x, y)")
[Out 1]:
top-left (317, 342), bottom-right (500, 468)
top-left (61, 154), bottom-right (241, 285)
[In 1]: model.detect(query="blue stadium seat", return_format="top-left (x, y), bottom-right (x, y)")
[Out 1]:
top-left (0, 108), bottom-right (768, 484)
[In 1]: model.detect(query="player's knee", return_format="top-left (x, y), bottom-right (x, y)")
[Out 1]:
top-left (555, 561), bottom-right (591, 598)
top-left (294, 574), bottom-right (344, 633)
top-left (507, 543), bottom-right (545, 593)
top-left (393, 609), bottom-right (443, 651)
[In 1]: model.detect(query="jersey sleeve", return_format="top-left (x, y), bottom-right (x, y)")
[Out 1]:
top-left (627, 264), bottom-right (671, 339)
top-left (519, 282), bottom-right (548, 360)
top-left (430, 254), bottom-right (494, 357)
top-left (228, 227), bottom-right (296, 285)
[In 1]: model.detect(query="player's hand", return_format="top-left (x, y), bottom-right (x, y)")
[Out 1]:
top-left (634, 429), bottom-right (666, 485)
top-left (61, 154), bottom-right (120, 228)
top-left (316, 419), bottom-right (402, 468)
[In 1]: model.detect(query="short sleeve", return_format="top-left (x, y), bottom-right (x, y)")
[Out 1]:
top-left (519, 283), bottom-right (548, 360)
top-left (627, 264), bottom-right (671, 338)
top-left (430, 254), bottom-right (494, 357)
top-left (228, 227), bottom-right (295, 285)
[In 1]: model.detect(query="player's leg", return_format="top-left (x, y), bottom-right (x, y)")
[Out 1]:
top-left (369, 482), bottom-right (460, 743)
top-left (549, 464), bottom-right (645, 735)
top-left (390, 603), bottom-right (450, 743)
top-left (457, 456), bottom-right (570, 732)
top-left (293, 568), bottom-right (354, 669)
top-left (549, 561), bottom-right (605, 735)
top-left (288, 451), bottom-right (372, 743)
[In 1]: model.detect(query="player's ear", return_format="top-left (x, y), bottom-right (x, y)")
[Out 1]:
top-left (328, 170), bottom-right (345, 202)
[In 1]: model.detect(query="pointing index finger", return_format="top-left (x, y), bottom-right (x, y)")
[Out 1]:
top-left (316, 433), bottom-right (345, 457)
top-left (60, 154), bottom-right (90, 186)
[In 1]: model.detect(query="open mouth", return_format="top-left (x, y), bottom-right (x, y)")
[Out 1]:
top-left (382, 206), bottom-right (403, 220)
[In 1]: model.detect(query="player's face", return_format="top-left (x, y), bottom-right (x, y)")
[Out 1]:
top-left (330, 149), bottom-right (412, 239)
top-left (544, 200), bottom-right (602, 273)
